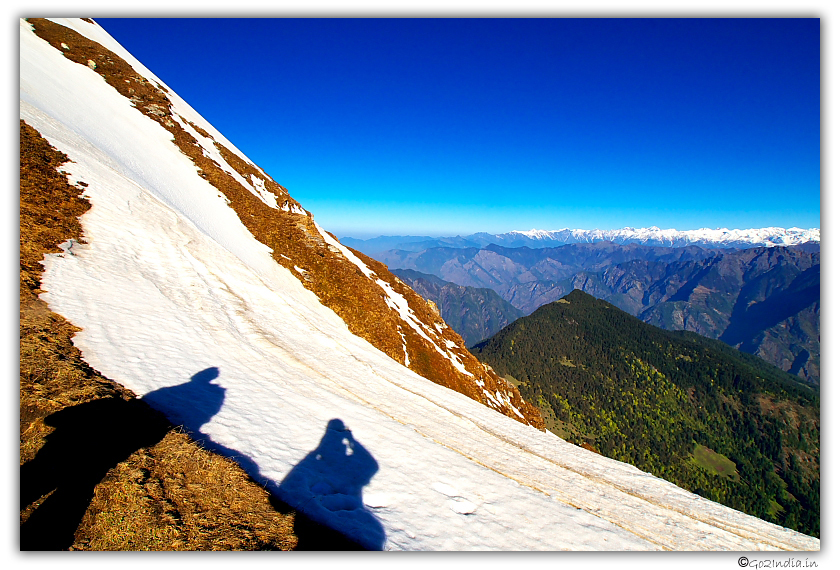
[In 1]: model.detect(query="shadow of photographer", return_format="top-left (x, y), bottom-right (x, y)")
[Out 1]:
top-left (278, 419), bottom-right (386, 550)
top-left (21, 368), bottom-right (386, 550)
top-left (20, 396), bottom-right (171, 550)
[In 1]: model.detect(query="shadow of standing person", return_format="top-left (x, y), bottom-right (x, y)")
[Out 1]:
top-left (20, 367), bottom-right (226, 550)
top-left (141, 367), bottom-right (224, 438)
top-left (20, 397), bottom-right (171, 550)
top-left (140, 367), bottom-right (262, 477)
top-left (278, 419), bottom-right (386, 550)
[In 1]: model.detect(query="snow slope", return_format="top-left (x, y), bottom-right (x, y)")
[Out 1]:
top-left (20, 19), bottom-right (819, 551)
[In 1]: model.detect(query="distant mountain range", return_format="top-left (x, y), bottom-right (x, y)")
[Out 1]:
top-left (21, 18), bottom-right (821, 551)
top-left (341, 226), bottom-right (820, 257)
top-left (378, 242), bottom-right (820, 384)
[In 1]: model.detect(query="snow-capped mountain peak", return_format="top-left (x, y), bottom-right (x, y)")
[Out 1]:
top-left (20, 18), bottom-right (818, 550)
top-left (505, 226), bottom-right (819, 249)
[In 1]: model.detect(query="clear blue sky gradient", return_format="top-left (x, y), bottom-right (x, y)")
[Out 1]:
top-left (96, 18), bottom-right (820, 238)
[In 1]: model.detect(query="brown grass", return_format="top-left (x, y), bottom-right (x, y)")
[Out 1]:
top-left (26, 17), bottom-right (543, 430)
top-left (20, 118), bottom-right (298, 551)
top-left (20, 117), bottom-right (119, 461)
top-left (74, 430), bottom-right (297, 550)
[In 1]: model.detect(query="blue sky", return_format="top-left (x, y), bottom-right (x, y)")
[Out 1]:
top-left (96, 18), bottom-right (820, 238)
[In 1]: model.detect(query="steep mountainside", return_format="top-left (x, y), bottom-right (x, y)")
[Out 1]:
top-left (20, 119), bottom-right (303, 550)
top-left (391, 269), bottom-right (524, 348)
top-left (20, 18), bottom-right (819, 550)
top-left (21, 17), bottom-right (540, 430)
top-left (471, 290), bottom-right (820, 538)
top-left (383, 243), bottom-right (820, 383)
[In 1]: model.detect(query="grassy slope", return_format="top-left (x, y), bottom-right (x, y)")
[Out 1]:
top-left (19, 119), bottom-right (314, 550)
top-left (392, 268), bottom-right (524, 347)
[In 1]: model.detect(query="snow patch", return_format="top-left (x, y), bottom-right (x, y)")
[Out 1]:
top-left (397, 326), bottom-right (410, 367)
top-left (314, 222), bottom-right (473, 377)
top-left (172, 113), bottom-right (278, 210)
top-left (280, 200), bottom-right (307, 215)
top-left (249, 174), bottom-right (279, 209)
top-left (20, 19), bottom-right (819, 552)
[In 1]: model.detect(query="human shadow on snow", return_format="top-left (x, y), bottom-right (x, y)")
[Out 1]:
top-left (143, 369), bottom-right (385, 550)
top-left (275, 419), bottom-right (386, 550)
top-left (141, 366), bottom-right (225, 438)
top-left (21, 367), bottom-right (384, 550)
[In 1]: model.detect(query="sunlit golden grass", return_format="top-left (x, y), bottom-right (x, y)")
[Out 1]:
top-left (20, 117), bottom-right (297, 550)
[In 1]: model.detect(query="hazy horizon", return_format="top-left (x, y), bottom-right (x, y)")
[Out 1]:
top-left (96, 18), bottom-right (820, 239)
top-left (337, 223), bottom-right (822, 241)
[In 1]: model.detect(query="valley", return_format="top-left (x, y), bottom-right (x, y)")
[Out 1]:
top-left (19, 18), bottom-right (820, 551)
top-left (375, 242), bottom-right (820, 384)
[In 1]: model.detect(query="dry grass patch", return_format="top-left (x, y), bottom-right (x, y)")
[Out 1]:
top-left (75, 430), bottom-right (296, 550)
top-left (27, 17), bottom-right (543, 429)
top-left (20, 118), bottom-right (298, 550)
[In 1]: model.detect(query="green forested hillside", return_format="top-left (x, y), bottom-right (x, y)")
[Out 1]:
top-left (383, 242), bottom-right (820, 384)
top-left (471, 289), bottom-right (819, 537)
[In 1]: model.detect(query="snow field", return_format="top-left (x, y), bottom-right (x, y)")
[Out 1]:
top-left (20, 19), bottom-right (819, 551)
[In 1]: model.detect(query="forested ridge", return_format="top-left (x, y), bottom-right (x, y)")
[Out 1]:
top-left (471, 289), bottom-right (819, 537)
top-left (383, 242), bottom-right (820, 384)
